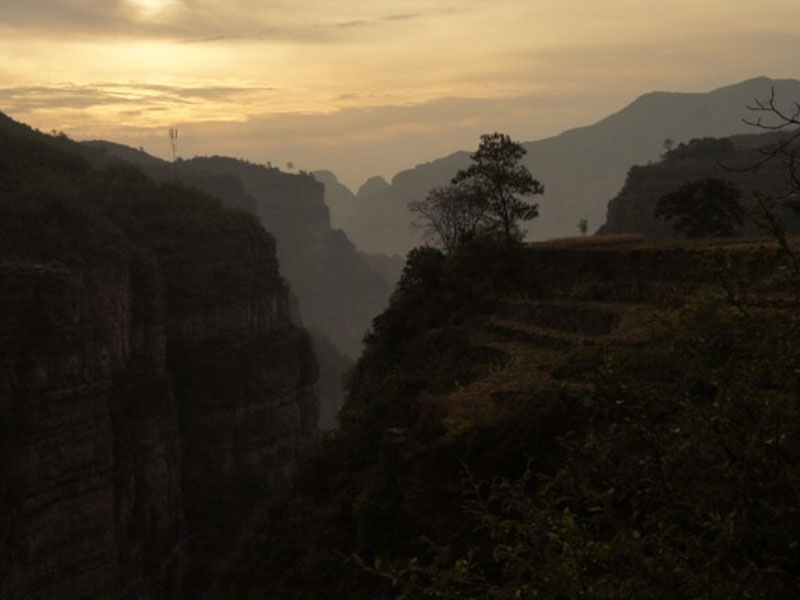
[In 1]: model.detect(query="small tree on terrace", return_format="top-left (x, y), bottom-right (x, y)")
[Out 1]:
top-left (654, 178), bottom-right (744, 238)
top-left (452, 132), bottom-right (544, 242)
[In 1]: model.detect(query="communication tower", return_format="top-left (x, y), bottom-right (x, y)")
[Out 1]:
top-left (169, 128), bottom-right (178, 181)
top-left (169, 128), bottom-right (178, 162)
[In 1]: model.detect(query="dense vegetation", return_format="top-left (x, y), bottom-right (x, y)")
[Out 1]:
top-left (654, 177), bottom-right (744, 238)
top-left (224, 227), bottom-right (800, 599)
top-left (0, 117), bottom-right (273, 273)
top-left (410, 133), bottom-right (543, 251)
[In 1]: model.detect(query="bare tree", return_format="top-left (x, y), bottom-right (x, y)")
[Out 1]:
top-left (409, 181), bottom-right (487, 253)
top-left (743, 88), bottom-right (800, 210)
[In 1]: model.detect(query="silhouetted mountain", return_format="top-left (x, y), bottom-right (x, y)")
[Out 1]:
top-left (313, 169), bottom-right (404, 285)
top-left (342, 152), bottom-right (469, 255)
top-left (311, 169), bottom-right (357, 229)
top-left (84, 138), bottom-right (165, 169)
top-left (356, 174), bottom-right (390, 199)
top-left (340, 76), bottom-right (800, 255)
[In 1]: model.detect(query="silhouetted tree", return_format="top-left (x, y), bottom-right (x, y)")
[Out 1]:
top-left (452, 132), bottom-right (543, 242)
top-left (409, 181), bottom-right (487, 252)
top-left (654, 178), bottom-right (744, 238)
top-left (743, 87), bottom-right (800, 213)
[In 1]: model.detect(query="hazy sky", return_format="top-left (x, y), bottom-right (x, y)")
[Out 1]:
top-left (1, 0), bottom-right (798, 188)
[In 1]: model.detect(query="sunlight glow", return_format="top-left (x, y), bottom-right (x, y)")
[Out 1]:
top-left (128, 0), bottom-right (171, 17)
top-left (1, 0), bottom-right (799, 185)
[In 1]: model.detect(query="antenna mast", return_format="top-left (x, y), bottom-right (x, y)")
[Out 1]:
top-left (169, 127), bottom-right (178, 181)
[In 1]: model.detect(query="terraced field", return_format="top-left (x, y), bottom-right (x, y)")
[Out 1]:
top-left (430, 235), bottom-right (799, 435)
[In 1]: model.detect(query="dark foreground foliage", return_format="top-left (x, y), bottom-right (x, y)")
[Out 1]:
top-left (230, 232), bottom-right (800, 599)
top-left (377, 292), bottom-right (800, 598)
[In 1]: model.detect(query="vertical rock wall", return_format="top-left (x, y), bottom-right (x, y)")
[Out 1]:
top-left (0, 126), bottom-right (318, 599)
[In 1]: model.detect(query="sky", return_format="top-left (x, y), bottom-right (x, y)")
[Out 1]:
top-left (0, 0), bottom-right (798, 189)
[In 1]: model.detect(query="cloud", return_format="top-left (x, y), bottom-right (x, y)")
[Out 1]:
top-left (175, 27), bottom-right (281, 44)
top-left (0, 0), bottom-right (269, 42)
top-left (0, 0), bottom-right (441, 44)
top-left (50, 90), bottom-right (616, 188)
top-left (0, 84), bottom-right (145, 111)
top-left (384, 13), bottom-right (418, 21)
top-left (323, 12), bottom-right (422, 29)
top-left (0, 0), bottom-right (127, 31)
top-left (0, 81), bottom-right (276, 114)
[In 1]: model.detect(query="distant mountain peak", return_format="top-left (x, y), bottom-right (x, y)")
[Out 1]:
top-left (356, 175), bottom-right (389, 199)
top-left (312, 169), bottom-right (339, 183)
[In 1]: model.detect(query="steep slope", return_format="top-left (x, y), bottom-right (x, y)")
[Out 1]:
top-left (186, 157), bottom-right (390, 355)
top-left (341, 76), bottom-right (800, 255)
top-left (0, 115), bottom-right (318, 598)
top-left (312, 169), bottom-right (358, 230)
top-left (313, 170), bottom-right (405, 284)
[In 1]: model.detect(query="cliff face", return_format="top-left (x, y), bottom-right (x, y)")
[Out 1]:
top-left (0, 258), bottom-right (183, 600)
top-left (0, 118), bottom-right (317, 598)
top-left (81, 144), bottom-right (397, 427)
top-left (174, 157), bottom-right (392, 359)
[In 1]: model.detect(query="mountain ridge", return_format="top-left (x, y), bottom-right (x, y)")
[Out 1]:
top-left (331, 76), bottom-right (800, 256)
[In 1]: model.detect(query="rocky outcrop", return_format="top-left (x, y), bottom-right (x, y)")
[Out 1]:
top-left (599, 131), bottom-right (800, 236)
top-left (0, 117), bottom-right (318, 598)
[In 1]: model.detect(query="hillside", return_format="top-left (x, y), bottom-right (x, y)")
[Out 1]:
top-left (0, 114), bottom-right (318, 599)
top-left (224, 234), bottom-right (800, 598)
top-left (599, 131), bottom-right (800, 236)
top-left (338, 76), bottom-right (800, 256)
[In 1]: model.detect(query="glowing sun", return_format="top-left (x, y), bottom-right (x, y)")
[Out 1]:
top-left (128, 0), bottom-right (171, 17)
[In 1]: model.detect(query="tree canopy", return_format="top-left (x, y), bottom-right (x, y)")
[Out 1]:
top-left (453, 132), bottom-right (543, 241)
top-left (410, 132), bottom-right (543, 250)
top-left (654, 178), bottom-right (744, 238)
top-left (409, 180), bottom-right (487, 253)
